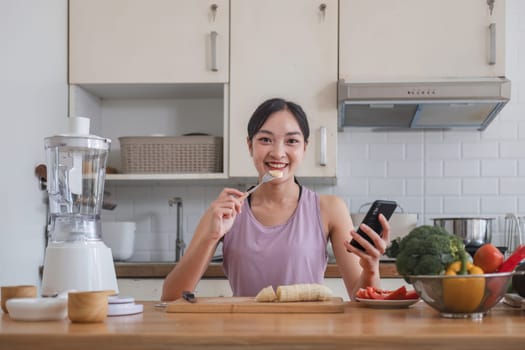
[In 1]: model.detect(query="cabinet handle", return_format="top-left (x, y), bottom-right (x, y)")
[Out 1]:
top-left (319, 3), bottom-right (327, 20)
top-left (320, 127), bottom-right (327, 167)
top-left (210, 31), bottom-right (218, 72)
top-left (487, 0), bottom-right (495, 15)
top-left (210, 3), bottom-right (218, 22)
top-left (488, 23), bottom-right (496, 65)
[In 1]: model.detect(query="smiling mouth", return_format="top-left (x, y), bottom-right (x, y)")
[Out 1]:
top-left (266, 162), bottom-right (287, 171)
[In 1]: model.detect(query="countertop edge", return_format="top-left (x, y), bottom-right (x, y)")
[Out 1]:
top-left (114, 262), bottom-right (400, 279)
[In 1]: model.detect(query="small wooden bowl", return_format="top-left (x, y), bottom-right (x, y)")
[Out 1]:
top-left (1, 285), bottom-right (37, 314)
top-left (68, 290), bottom-right (114, 323)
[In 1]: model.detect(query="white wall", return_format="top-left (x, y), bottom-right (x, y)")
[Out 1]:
top-left (105, 0), bottom-right (525, 262)
top-left (0, 0), bottom-right (68, 288)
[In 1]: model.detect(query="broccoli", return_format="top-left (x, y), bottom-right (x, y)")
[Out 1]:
top-left (386, 225), bottom-right (466, 276)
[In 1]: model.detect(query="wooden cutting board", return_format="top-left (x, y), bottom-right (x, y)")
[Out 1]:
top-left (165, 297), bottom-right (345, 313)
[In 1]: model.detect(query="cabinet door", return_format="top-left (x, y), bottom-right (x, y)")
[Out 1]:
top-left (69, 0), bottom-right (229, 84)
top-left (229, 0), bottom-right (337, 178)
top-left (340, 0), bottom-right (505, 81)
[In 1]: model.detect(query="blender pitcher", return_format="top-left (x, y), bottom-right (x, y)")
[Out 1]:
top-left (41, 117), bottom-right (118, 296)
top-left (504, 213), bottom-right (525, 256)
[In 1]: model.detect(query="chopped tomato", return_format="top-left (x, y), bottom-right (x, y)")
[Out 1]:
top-left (366, 286), bottom-right (387, 299)
top-left (357, 286), bottom-right (419, 300)
top-left (404, 290), bottom-right (419, 300)
top-left (356, 288), bottom-right (369, 299)
top-left (384, 286), bottom-right (407, 300)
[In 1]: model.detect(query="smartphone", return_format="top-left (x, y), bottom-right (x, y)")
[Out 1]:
top-left (350, 200), bottom-right (397, 251)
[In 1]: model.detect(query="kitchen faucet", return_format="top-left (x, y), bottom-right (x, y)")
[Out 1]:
top-left (168, 197), bottom-right (185, 262)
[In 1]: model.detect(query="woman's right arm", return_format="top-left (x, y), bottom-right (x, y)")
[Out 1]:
top-left (161, 188), bottom-right (245, 301)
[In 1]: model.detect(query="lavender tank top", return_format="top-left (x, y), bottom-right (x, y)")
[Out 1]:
top-left (222, 187), bottom-right (328, 296)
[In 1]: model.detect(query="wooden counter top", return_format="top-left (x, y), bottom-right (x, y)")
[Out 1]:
top-left (114, 262), bottom-right (400, 279)
top-left (2, 301), bottom-right (524, 350)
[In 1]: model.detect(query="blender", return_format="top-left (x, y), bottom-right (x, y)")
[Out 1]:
top-left (41, 117), bottom-right (118, 296)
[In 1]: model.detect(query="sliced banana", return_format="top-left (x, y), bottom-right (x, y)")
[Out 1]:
top-left (255, 284), bottom-right (333, 303)
top-left (255, 285), bottom-right (277, 302)
top-left (268, 170), bottom-right (283, 178)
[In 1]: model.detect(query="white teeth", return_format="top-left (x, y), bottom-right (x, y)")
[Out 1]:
top-left (268, 163), bottom-right (286, 169)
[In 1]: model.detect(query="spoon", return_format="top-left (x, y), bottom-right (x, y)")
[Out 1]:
top-left (240, 170), bottom-right (283, 200)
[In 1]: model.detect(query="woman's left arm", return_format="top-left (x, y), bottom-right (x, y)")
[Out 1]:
top-left (321, 195), bottom-right (390, 298)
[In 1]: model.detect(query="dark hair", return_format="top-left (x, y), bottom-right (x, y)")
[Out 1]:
top-left (247, 98), bottom-right (310, 142)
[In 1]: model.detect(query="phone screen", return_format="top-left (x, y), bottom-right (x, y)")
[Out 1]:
top-left (350, 200), bottom-right (397, 251)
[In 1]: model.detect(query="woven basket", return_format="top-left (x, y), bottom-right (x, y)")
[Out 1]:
top-left (119, 136), bottom-right (223, 173)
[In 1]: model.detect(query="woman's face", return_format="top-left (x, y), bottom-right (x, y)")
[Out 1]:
top-left (248, 109), bottom-right (307, 180)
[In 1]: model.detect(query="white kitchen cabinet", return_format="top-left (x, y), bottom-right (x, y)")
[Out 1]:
top-left (339, 0), bottom-right (506, 81)
top-left (68, 0), bottom-right (229, 181)
top-left (69, 0), bottom-right (229, 84)
top-left (229, 0), bottom-right (338, 178)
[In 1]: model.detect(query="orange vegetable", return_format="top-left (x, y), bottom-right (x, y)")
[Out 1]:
top-left (443, 261), bottom-right (485, 313)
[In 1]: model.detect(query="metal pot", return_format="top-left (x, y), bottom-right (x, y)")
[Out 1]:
top-left (432, 217), bottom-right (494, 248)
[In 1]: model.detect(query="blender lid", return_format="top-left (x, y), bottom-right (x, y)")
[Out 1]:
top-left (45, 116), bottom-right (111, 150)
top-left (45, 135), bottom-right (110, 150)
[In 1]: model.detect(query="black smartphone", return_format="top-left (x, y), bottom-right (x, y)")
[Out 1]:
top-left (350, 200), bottom-right (397, 251)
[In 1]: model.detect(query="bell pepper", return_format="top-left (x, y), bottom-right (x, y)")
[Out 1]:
top-left (498, 245), bottom-right (525, 272)
top-left (443, 260), bottom-right (485, 313)
top-left (481, 245), bottom-right (525, 308)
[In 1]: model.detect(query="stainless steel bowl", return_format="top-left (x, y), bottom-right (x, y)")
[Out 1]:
top-left (432, 217), bottom-right (494, 247)
top-left (409, 272), bottom-right (516, 319)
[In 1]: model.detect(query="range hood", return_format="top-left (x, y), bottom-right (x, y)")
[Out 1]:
top-left (338, 78), bottom-right (510, 131)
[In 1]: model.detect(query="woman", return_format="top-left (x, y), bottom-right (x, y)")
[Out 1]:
top-left (161, 98), bottom-right (390, 301)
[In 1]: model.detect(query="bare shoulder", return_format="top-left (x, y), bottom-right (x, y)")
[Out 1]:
top-left (319, 194), bottom-right (352, 231)
top-left (319, 194), bottom-right (348, 213)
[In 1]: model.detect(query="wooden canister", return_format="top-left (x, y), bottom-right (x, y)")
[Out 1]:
top-left (1, 285), bottom-right (37, 314)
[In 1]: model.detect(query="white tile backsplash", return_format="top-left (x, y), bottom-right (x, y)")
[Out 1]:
top-left (349, 160), bottom-right (386, 177)
top-left (369, 179), bottom-right (404, 196)
top-left (424, 160), bottom-right (443, 177)
top-left (481, 159), bottom-right (518, 176)
top-left (405, 143), bottom-right (423, 160)
top-left (424, 197), bottom-right (443, 215)
top-left (462, 178), bottom-right (499, 195)
top-left (387, 161), bottom-right (423, 177)
top-left (369, 143), bottom-right (404, 160)
top-left (425, 143), bottom-right (461, 160)
top-left (500, 178), bottom-right (525, 194)
top-left (482, 121), bottom-right (520, 140)
top-left (481, 196), bottom-right (518, 214)
top-left (443, 160), bottom-right (480, 177)
top-left (102, 0), bottom-right (525, 261)
top-left (500, 141), bottom-right (525, 158)
top-left (424, 179), bottom-right (461, 195)
top-left (405, 179), bottom-right (424, 196)
top-left (462, 142), bottom-right (499, 159)
top-left (519, 160), bottom-right (525, 175)
top-left (443, 197), bottom-right (480, 214)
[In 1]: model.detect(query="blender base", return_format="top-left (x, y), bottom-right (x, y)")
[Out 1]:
top-left (41, 241), bottom-right (119, 297)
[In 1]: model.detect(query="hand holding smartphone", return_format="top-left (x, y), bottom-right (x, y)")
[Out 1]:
top-left (350, 200), bottom-right (397, 251)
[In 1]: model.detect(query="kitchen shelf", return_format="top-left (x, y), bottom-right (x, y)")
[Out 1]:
top-left (106, 173), bottom-right (228, 181)
top-left (75, 83), bottom-right (225, 100)
top-left (105, 173), bottom-right (230, 186)
top-left (104, 174), bottom-right (338, 186)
